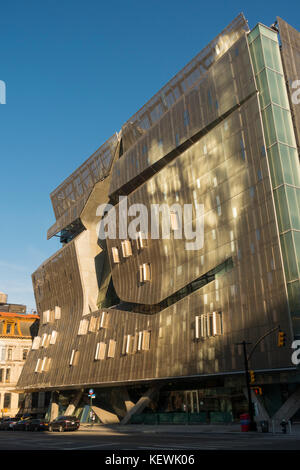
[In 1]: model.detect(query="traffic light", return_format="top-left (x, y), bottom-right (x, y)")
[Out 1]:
top-left (251, 386), bottom-right (262, 396)
top-left (249, 370), bottom-right (255, 384)
top-left (278, 330), bottom-right (286, 347)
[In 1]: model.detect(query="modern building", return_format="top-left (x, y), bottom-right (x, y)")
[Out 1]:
top-left (17, 14), bottom-right (300, 425)
top-left (0, 293), bottom-right (39, 417)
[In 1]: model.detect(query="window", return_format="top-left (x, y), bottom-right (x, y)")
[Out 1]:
top-left (69, 350), bottom-right (79, 366)
top-left (107, 339), bottom-right (116, 358)
top-left (122, 335), bottom-right (132, 355)
top-left (121, 240), bottom-right (132, 258)
top-left (41, 357), bottom-right (51, 372)
top-left (95, 342), bottom-right (106, 360)
top-left (195, 312), bottom-right (223, 339)
top-left (32, 336), bottom-right (41, 350)
top-left (42, 310), bottom-right (50, 324)
top-left (23, 349), bottom-right (29, 360)
top-left (50, 330), bottom-right (58, 345)
top-left (4, 393), bottom-right (11, 409)
top-left (112, 247), bottom-right (120, 263)
top-left (136, 231), bottom-right (147, 250)
top-left (41, 333), bottom-right (49, 348)
top-left (5, 368), bottom-right (11, 383)
top-left (100, 311), bottom-right (109, 329)
top-left (35, 359), bottom-right (42, 373)
top-left (6, 323), bottom-right (13, 335)
top-left (54, 306), bottom-right (61, 320)
top-left (139, 263), bottom-right (151, 283)
top-left (78, 319), bottom-right (89, 335)
top-left (141, 330), bottom-right (151, 351)
top-left (7, 348), bottom-right (12, 361)
top-left (0, 348), bottom-right (5, 361)
top-left (88, 316), bottom-right (98, 333)
top-left (0, 369), bottom-right (3, 382)
top-left (170, 211), bottom-right (180, 231)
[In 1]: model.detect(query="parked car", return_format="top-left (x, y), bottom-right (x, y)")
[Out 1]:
top-left (0, 418), bottom-right (18, 430)
top-left (49, 416), bottom-right (80, 432)
top-left (13, 419), bottom-right (30, 431)
top-left (0, 418), bottom-right (12, 430)
top-left (26, 418), bottom-right (49, 432)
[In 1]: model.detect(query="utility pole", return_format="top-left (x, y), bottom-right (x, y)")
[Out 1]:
top-left (236, 325), bottom-right (281, 432)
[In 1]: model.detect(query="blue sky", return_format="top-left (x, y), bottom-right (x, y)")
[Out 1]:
top-left (0, 0), bottom-right (299, 312)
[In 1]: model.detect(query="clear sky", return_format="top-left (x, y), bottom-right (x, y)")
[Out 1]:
top-left (0, 0), bottom-right (299, 312)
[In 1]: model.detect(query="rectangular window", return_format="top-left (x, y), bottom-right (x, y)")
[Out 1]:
top-left (7, 348), bottom-right (12, 361)
top-left (100, 311), bottom-right (109, 329)
top-left (121, 240), bottom-right (132, 258)
top-left (122, 335), bottom-right (132, 355)
top-left (107, 339), bottom-right (116, 358)
top-left (54, 306), bottom-right (61, 320)
top-left (50, 330), bottom-right (58, 345)
top-left (6, 323), bottom-right (13, 335)
top-left (195, 316), bottom-right (200, 339)
top-left (88, 316), bottom-right (98, 333)
top-left (0, 369), bottom-right (3, 382)
top-left (212, 311), bottom-right (223, 335)
top-left (1, 347), bottom-right (6, 361)
top-left (95, 342), bottom-right (106, 360)
top-left (136, 232), bottom-right (147, 250)
top-left (142, 331), bottom-right (151, 351)
top-left (78, 319), bottom-right (89, 335)
top-left (41, 357), bottom-right (51, 372)
top-left (41, 333), bottom-right (50, 348)
top-left (170, 211), bottom-right (180, 231)
top-left (42, 310), bottom-right (50, 324)
top-left (35, 359), bottom-right (42, 373)
top-left (198, 312), bottom-right (223, 338)
top-left (23, 349), bottom-right (29, 360)
top-left (139, 263), bottom-right (151, 283)
top-left (4, 393), bottom-right (11, 409)
top-left (112, 247), bottom-right (120, 263)
top-left (32, 336), bottom-right (41, 350)
top-left (69, 350), bottom-right (79, 366)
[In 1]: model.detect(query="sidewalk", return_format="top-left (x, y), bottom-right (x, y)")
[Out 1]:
top-left (79, 422), bottom-right (300, 435)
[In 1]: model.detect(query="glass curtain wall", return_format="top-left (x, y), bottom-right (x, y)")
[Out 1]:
top-left (248, 24), bottom-right (300, 334)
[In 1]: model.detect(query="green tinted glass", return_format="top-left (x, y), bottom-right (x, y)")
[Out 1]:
top-left (281, 231), bottom-right (299, 281)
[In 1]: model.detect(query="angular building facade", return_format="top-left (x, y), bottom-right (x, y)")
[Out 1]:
top-left (17, 14), bottom-right (300, 424)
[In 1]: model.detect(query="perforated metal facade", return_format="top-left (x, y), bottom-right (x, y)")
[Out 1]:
top-left (17, 15), bottom-right (300, 402)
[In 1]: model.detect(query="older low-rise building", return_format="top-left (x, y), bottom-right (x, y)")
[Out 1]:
top-left (0, 295), bottom-right (39, 417)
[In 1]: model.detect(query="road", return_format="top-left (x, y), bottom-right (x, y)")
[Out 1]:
top-left (0, 428), bottom-right (299, 451)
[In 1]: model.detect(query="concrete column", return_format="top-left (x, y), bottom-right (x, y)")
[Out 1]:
top-left (110, 388), bottom-right (135, 418)
top-left (49, 391), bottom-right (59, 421)
top-left (121, 386), bottom-right (160, 425)
top-left (65, 389), bottom-right (83, 415)
top-left (243, 387), bottom-right (270, 422)
top-left (272, 386), bottom-right (300, 422)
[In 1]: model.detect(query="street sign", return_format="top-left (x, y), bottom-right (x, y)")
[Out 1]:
top-left (90, 394), bottom-right (96, 399)
top-left (88, 389), bottom-right (94, 395)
